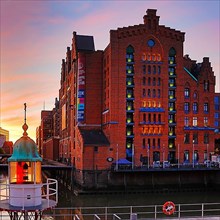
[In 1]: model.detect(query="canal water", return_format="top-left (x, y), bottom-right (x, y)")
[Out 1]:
top-left (1, 171), bottom-right (220, 208)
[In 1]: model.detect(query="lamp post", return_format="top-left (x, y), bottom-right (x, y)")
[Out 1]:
top-left (116, 144), bottom-right (119, 171)
top-left (148, 145), bottom-right (150, 169)
top-left (178, 144), bottom-right (180, 169)
top-left (193, 140), bottom-right (195, 168)
top-left (207, 144), bottom-right (209, 161)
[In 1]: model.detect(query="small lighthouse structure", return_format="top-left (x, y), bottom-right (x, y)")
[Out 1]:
top-left (0, 104), bottom-right (58, 219)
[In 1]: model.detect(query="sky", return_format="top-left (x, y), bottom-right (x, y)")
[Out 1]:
top-left (0, 0), bottom-right (219, 143)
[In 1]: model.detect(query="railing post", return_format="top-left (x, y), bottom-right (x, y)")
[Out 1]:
top-left (202, 203), bottom-right (204, 218)
top-left (105, 206), bottom-right (107, 220)
top-left (154, 205), bottom-right (157, 219)
top-left (178, 204), bottom-right (181, 219)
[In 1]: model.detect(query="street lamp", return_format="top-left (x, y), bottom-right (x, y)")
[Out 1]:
top-left (193, 140), bottom-right (195, 168)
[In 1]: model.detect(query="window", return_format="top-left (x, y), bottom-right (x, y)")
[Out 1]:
top-left (215, 113), bottom-right (219, 119)
top-left (184, 133), bottom-right (190, 144)
top-left (158, 66), bottom-right (161, 74)
top-left (148, 138), bottom-right (151, 148)
top-left (143, 65), bottom-right (146, 74)
top-left (184, 150), bottom-right (189, 162)
top-left (148, 77), bottom-right (151, 86)
top-left (153, 77), bottom-right (156, 86)
top-left (193, 117), bottom-right (197, 126)
top-left (184, 117), bottom-right (189, 126)
top-left (204, 103), bottom-right (209, 113)
top-left (204, 117), bottom-right (208, 127)
top-left (158, 77), bottom-right (161, 86)
top-left (158, 138), bottom-right (161, 147)
top-left (184, 88), bottom-right (190, 98)
top-left (193, 91), bottom-right (198, 99)
top-left (148, 89), bottom-right (151, 97)
top-left (215, 105), bottom-right (220, 111)
top-left (143, 113), bottom-right (146, 122)
top-left (148, 114), bottom-right (151, 122)
top-left (169, 90), bottom-right (175, 99)
top-left (143, 89), bottom-right (146, 97)
top-left (193, 102), bottom-right (198, 113)
top-left (143, 77), bottom-right (146, 85)
top-left (158, 89), bottom-right (161, 98)
top-left (204, 80), bottom-right (209, 91)
top-left (158, 114), bottom-right (161, 123)
top-left (148, 65), bottom-right (151, 74)
top-left (153, 89), bottom-right (156, 97)
top-left (94, 146), bottom-right (98, 152)
top-left (214, 96), bottom-right (220, 104)
top-left (153, 114), bottom-right (156, 122)
top-left (143, 138), bottom-right (146, 148)
top-left (204, 133), bottom-right (209, 144)
top-left (153, 151), bottom-right (160, 161)
top-left (184, 102), bottom-right (190, 113)
top-left (153, 138), bottom-right (156, 147)
top-left (193, 133), bottom-right (198, 144)
top-left (153, 65), bottom-right (156, 74)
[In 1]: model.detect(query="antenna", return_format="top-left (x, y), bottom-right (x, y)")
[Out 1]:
top-left (24, 103), bottom-right (27, 124)
top-left (22, 103), bottom-right (28, 136)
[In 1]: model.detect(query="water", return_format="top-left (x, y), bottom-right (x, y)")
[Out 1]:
top-left (58, 181), bottom-right (220, 208)
top-left (1, 171), bottom-right (220, 208)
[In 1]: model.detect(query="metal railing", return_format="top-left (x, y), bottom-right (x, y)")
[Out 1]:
top-left (0, 178), bottom-right (58, 210)
top-left (37, 203), bottom-right (220, 219)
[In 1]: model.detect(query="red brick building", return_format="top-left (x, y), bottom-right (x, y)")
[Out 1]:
top-left (57, 9), bottom-right (217, 185)
top-left (36, 98), bottom-right (60, 160)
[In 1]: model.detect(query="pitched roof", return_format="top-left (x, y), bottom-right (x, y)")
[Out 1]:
top-left (79, 129), bottom-right (110, 146)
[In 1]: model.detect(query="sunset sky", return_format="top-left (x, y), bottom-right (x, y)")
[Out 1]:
top-left (0, 0), bottom-right (219, 143)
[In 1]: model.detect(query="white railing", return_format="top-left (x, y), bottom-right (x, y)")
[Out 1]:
top-left (39, 203), bottom-right (220, 219)
top-left (0, 178), bottom-right (58, 210)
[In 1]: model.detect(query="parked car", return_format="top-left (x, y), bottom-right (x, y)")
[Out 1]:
top-left (163, 161), bottom-right (170, 168)
top-left (153, 161), bottom-right (161, 168)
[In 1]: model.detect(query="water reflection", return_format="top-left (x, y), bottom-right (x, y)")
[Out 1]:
top-left (58, 183), bottom-right (220, 208)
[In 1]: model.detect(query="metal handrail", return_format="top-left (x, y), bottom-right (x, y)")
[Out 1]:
top-left (0, 178), bottom-right (58, 210)
top-left (42, 203), bottom-right (220, 219)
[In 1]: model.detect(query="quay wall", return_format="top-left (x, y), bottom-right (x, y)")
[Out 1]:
top-left (55, 168), bottom-right (220, 193)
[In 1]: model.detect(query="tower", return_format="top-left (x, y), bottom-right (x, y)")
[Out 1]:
top-left (0, 104), bottom-right (58, 219)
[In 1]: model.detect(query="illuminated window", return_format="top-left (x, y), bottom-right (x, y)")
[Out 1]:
top-left (184, 88), bottom-right (190, 98)
top-left (204, 103), bottom-right (209, 113)
top-left (184, 102), bottom-right (190, 113)
top-left (184, 117), bottom-right (189, 126)
top-left (204, 117), bottom-right (208, 127)
top-left (193, 117), bottom-right (197, 126)
top-left (157, 54), bottom-right (161, 61)
top-left (193, 102), bottom-right (198, 113)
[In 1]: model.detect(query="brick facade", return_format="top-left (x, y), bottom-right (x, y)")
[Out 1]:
top-left (55, 9), bottom-right (218, 173)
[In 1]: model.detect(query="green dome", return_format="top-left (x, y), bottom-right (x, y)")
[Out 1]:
top-left (8, 123), bottom-right (42, 162)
